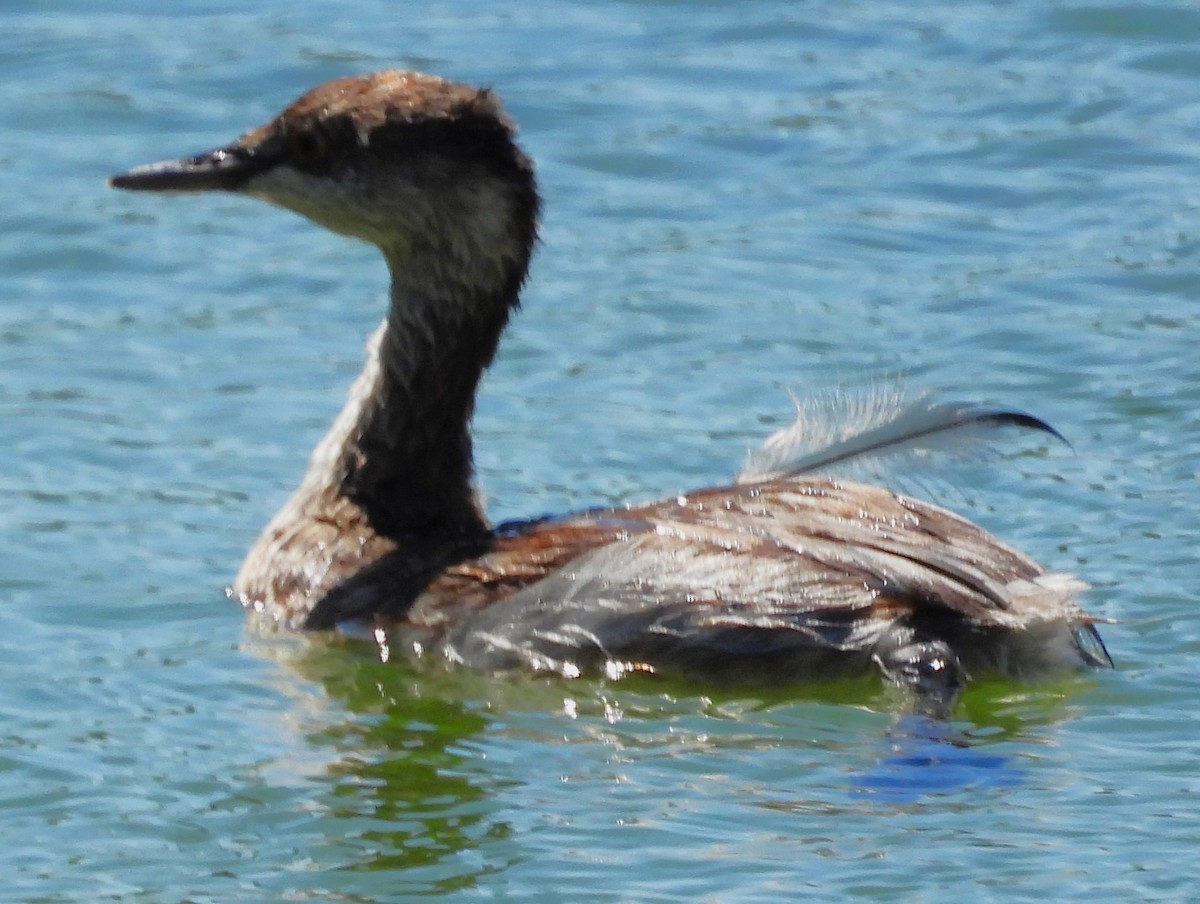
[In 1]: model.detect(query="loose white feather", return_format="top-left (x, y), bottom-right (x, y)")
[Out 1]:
top-left (737, 384), bottom-right (1067, 485)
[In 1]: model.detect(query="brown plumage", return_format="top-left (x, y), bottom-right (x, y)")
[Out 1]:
top-left (110, 70), bottom-right (1110, 708)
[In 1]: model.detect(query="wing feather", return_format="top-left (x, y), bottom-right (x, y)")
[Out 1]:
top-left (423, 477), bottom-right (1092, 673)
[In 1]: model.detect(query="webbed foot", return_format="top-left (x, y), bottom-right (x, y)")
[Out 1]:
top-left (872, 630), bottom-right (966, 718)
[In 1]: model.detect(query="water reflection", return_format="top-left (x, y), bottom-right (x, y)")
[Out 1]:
top-left (248, 634), bottom-right (1100, 896)
top-left (251, 638), bottom-right (530, 894)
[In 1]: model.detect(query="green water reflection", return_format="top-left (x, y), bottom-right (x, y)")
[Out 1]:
top-left (262, 634), bottom-right (1106, 894)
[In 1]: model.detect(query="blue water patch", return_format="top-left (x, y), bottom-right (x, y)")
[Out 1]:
top-left (852, 716), bottom-right (1024, 803)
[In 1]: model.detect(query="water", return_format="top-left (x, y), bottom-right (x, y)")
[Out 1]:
top-left (3, 0), bottom-right (1199, 899)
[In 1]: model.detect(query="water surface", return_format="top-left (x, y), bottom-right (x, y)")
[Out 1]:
top-left (3, 1), bottom-right (1199, 900)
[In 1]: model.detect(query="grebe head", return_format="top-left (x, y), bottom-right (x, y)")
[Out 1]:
top-left (112, 72), bottom-right (543, 542)
top-left (110, 71), bottom-right (539, 283)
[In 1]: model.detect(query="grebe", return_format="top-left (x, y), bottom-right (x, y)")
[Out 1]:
top-left (110, 71), bottom-right (1110, 708)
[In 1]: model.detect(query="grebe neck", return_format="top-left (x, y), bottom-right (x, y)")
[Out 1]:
top-left (333, 246), bottom-right (521, 540)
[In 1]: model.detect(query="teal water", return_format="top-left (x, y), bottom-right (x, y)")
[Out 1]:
top-left (4, 0), bottom-right (1199, 900)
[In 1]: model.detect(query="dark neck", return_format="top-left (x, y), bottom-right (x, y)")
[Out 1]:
top-left (336, 249), bottom-right (522, 540)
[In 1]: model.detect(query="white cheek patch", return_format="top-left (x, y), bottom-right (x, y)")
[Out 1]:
top-left (246, 166), bottom-right (383, 241)
top-left (244, 159), bottom-right (525, 279)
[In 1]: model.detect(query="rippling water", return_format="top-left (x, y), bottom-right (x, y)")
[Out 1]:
top-left (4, 1), bottom-right (1199, 900)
